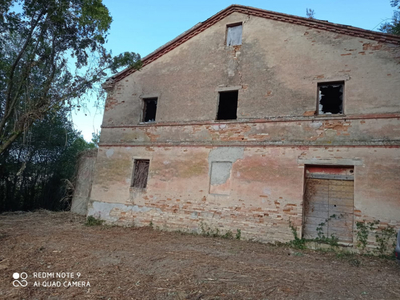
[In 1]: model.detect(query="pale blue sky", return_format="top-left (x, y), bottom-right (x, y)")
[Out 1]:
top-left (72, 0), bottom-right (396, 141)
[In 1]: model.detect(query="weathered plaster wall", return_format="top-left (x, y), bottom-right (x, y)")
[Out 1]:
top-left (99, 117), bottom-right (400, 147)
top-left (89, 145), bottom-right (400, 243)
top-left (71, 150), bottom-right (97, 215)
top-left (102, 12), bottom-right (400, 127)
top-left (91, 11), bottom-right (400, 246)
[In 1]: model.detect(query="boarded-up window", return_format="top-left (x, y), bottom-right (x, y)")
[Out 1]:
top-left (143, 98), bottom-right (157, 122)
top-left (226, 24), bottom-right (242, 46)
top-left (209, 161), bottom-right (232, 195)
top-left (318, 82), bottom-right (344, 114)
top-left (132, 159), bottom-right (150, 189)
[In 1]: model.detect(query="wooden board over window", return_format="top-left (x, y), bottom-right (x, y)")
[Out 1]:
top-left (226, 24), bottom-right (242, 46)
top-left (303, 166), bottom-right (354, 244)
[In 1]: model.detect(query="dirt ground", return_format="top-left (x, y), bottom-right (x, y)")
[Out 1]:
top-left (0, 211), bottom-right (399, 300)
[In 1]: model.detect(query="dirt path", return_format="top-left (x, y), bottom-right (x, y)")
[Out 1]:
top-left (0, 211), bottom-right (399, 299)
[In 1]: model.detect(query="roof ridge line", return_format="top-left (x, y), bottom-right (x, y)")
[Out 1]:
top-left (105, 5), bottom-right (400, 86)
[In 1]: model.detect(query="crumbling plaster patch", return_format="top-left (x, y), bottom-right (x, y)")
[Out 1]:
top-left (87, 201), bottom-right (161, 223)
top-left (210, 162), bottom-right (232, 185)
top-left (106, 148), bottom-right (114, 158)
top-left (207, 147), bottom-right (244, 194)
top-left (208, 147), bottom-right (244, 173)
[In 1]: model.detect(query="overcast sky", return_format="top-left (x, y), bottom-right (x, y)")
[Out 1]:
top-left (72, 0), bottom-right (396, 141)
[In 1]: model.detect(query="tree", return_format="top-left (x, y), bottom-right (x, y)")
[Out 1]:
top-left (306, 8), bottom-right (315, 19)
top-left (0, 0), bottom-right (141, 155)
top-left (380, 1), bottom-right (400, 35)
top-left (0, 109), bottom-right (94, 212)
top-left (90, 131), bottom-right (100, 148)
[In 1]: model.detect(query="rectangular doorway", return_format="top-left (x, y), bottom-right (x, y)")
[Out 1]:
top-left (303, 166), bottom-right (354, 244)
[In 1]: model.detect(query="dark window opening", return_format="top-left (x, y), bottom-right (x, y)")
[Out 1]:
top-left (217, 91), bottom-right (238, 120)
top-left (318, 82), bottom-right (344, 114)
top-left (143, 98), bottom-right (157, 122)
top-left (132, 159), bottom-right (150, 189)
top-left (226, 24), bottom-right (242, 46)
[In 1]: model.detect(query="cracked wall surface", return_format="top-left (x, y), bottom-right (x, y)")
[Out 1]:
top-left (101, 12), bottom-right (400, 127)
top-left (89, 11), bottom-right (400, 245)
top-left (89, 146), bottom-right (400, 244)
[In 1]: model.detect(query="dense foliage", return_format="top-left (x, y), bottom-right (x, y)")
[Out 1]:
top-left (380, 0), bottom-right (400, 35)
top-left (0, 111), bottom-right (95, 212)
top-left (0, 0), bottom-right (139, 211)
top-left (0, 0), bottom-right (140, 155)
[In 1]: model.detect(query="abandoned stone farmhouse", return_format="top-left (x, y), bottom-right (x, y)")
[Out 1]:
top-left (87, 5), bottom-right (400, 247)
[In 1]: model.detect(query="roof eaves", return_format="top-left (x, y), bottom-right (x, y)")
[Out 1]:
top-left (106, 4), bottom-right (400, 86)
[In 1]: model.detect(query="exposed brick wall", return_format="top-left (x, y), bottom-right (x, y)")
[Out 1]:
top-left (89, 145), bottom-right (400, 248)
top-left (99, 117), bottom-right (400, 147)
top-left (92, 8), bottom-right (400, 252)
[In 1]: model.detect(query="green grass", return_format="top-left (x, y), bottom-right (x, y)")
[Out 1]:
top-left (85, 215), bottom-right (105, 226)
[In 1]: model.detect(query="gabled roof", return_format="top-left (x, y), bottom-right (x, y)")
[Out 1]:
top-left (105, 4), bottom-right (400, 87)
